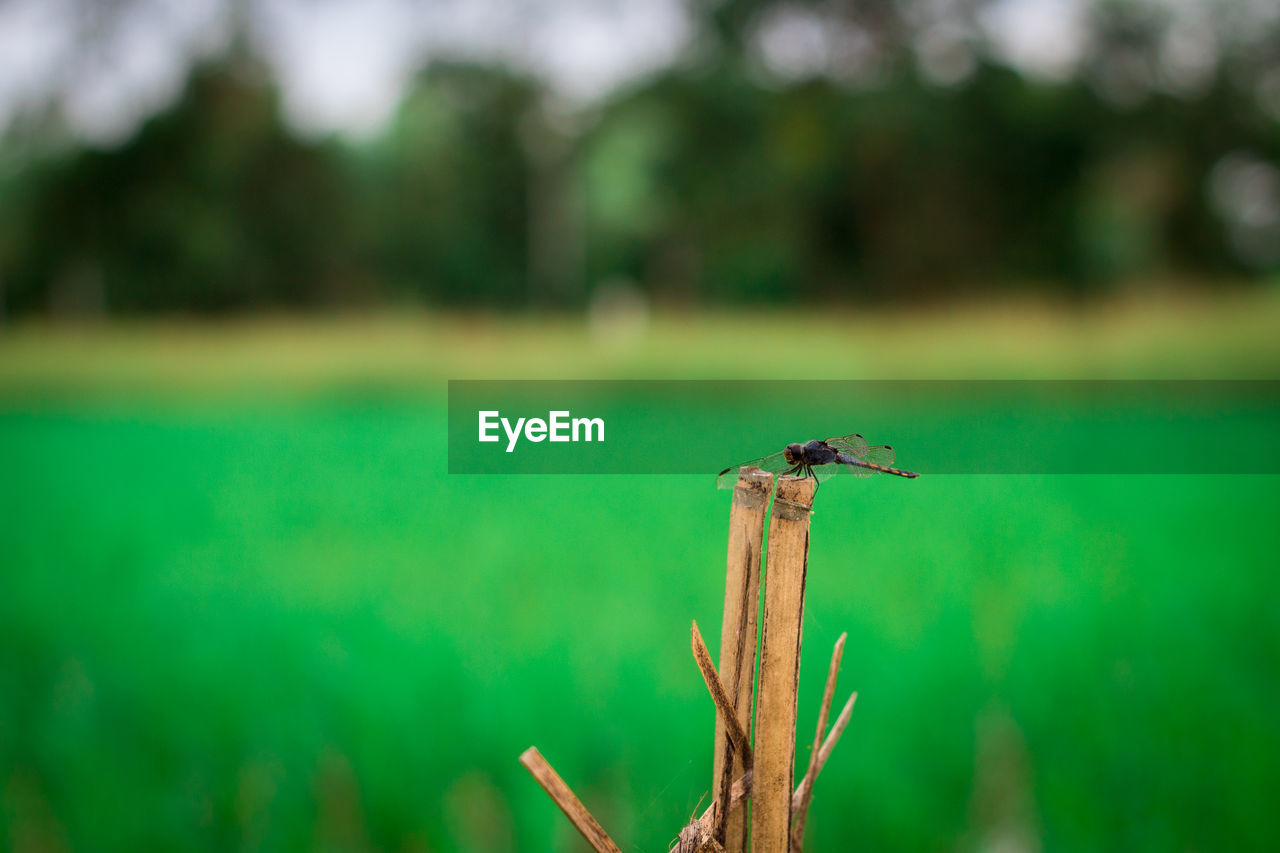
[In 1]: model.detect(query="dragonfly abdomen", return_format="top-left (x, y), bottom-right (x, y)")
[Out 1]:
top-left (837, 453), bottom-right (919, 479)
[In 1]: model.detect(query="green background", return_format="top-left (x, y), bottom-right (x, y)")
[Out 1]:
top-left (3, 300), bottom-right (1279, 851)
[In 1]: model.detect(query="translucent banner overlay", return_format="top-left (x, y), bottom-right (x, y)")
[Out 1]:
top-left (447, 380), bottom-right (1280, 475)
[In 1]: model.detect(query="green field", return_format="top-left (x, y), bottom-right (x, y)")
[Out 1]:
top-left (3, 293), bottom-right (1279, 850)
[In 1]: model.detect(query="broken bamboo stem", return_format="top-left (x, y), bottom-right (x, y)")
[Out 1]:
top-left (712, 466), bottom-right (772, 850)
top-left (678, 686), bottom-right (860, 853)
top-left (672, 771), bottom-right (754, 853)
top-left (692, 620), bottom-right (753, 770)
top-left (752, 474), bottom-right (816, 851)
top-left (519, 747), bottom-right (623, 853)
top-left (791, 633), bottom-right (848, 847)
top-left (790, 690), bottom-right (858, 813)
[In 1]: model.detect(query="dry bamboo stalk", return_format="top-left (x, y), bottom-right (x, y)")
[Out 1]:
top-left (791, 633), bottom-right (847, 846)
top-left (790, 690), bottom-right (858, 813)
top-left (692, 620), bottom-right (754, 769)
top-left (674, 822), bottom-right (727, 853)
top-left (698, 770), bottom-right (754, 825)
top-left (519, 747), bottom-right (623, 853)
top-left (679, 719), bottom-right (865, 853)
top-left (672, 771), bottom-right (754, 853)
top-left (751, 474), bottom-right (816, 852)
top-left (681, 727), bottom-right (865, 853)
top-left (713, 467), bottom-right (772, 850)
top-left (687, 716), bottom-right (860, 843)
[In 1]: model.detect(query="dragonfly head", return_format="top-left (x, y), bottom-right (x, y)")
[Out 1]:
top-left (783, 443), bottom-right (804, 464)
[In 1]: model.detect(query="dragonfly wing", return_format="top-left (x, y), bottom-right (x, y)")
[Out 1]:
top-left (827, 436), bottom-right (896, 466)
top-left (827, 434), bottom-right (896, 470)
top-left (863, 444), bottom-right (896, 466)
top-left (811, 462), bottom-right (844, 483)
top-left (716, 450), bottom-right (791, 489)
top-left (831, 448), bottom-right (917, 478)
top-left (826, 434), bottom-right (870, 458)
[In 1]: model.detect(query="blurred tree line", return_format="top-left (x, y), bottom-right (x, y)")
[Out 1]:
top-left (1, 0), bottom-right (1279, 315)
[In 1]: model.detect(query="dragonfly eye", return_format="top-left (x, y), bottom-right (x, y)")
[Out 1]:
top-left (784, 443), bottom-right (803, 463)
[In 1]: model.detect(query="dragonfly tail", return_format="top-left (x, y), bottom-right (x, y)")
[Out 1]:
top-left (844, 458), bottom-right (920, 479)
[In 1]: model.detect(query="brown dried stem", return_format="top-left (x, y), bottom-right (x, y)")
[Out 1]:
top-left (791, 632), bottom-right (847, 846)
top-left (790, 690), bottom-right (858, 814)
top-left (671, 771), bottom-right (753, 853)
top-left (692, 620), bottom-right (754, 770)
top-left (673, 709), bottom-right (864, 853)
top-left (752, 474), bottom-right (816, 851)
top-left (674, 820), bottom-right (727, 853)
top-left (713, 466), bottom-right (771, 851)
top-left (519, 747), bottom-right (623, 853)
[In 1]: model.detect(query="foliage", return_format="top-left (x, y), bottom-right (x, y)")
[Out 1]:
top-left (0, 3), bottom-right (1278, 313)
top-left (3, 63), bottom-right (359, 313)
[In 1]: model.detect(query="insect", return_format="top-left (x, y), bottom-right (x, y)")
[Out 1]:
top-left (717, 434), bottom-right (919, 489)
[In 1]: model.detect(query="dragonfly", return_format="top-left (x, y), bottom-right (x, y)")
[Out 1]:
top-left (717, 434), bottom-right (919, 489)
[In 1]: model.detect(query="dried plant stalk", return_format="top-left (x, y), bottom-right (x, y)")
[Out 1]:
top-left (712, 466), bottom-right (772, 850)
top-left (791, 633), bottom-right (847, 847)
top-left (672, 771), bottom-right (754, 853)
top-left (790, 690), bottom-right (858, 813)
top-left (692, 620), bottom-right (753, 769)
top-left (674, 822), bottom-right (727, 853)
top-left (519, 747), bottom-right (622, 853)
top-left (751, 474), bottom-right (816, 851)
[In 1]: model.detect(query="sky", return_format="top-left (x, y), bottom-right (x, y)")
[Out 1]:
top-left (0, 0), bottom-right (695, 143)
top-left (0, 0), bottom-right (1271, 144)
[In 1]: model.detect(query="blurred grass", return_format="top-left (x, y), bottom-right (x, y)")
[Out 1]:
top-left (2, 287), bottom-right (1280, 397)
top-left (2, 291), bottom-right (1279, 851)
